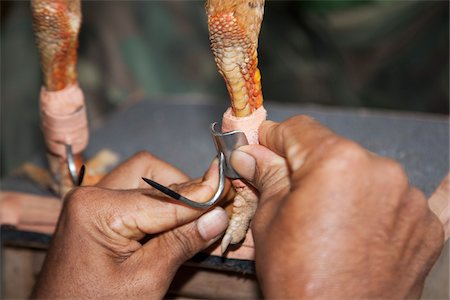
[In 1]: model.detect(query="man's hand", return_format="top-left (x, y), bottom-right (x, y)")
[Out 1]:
top-left (33, 152), bottom-right (230, 298)
top-left (231, 116), bottom-right (444, 299)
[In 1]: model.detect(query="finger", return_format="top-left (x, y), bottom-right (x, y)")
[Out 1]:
top-left (20, 204), bottom-right (61, 225)
top-left (0, 193), bottom-right (20, 225)
top-left (428, 173), bottom-right (449, 241)
top-left (0, 192), bottom-right (61, 226)
top-left (103, 159), bottom-right (231, 241)
top-left (259, 116), bottom-right (336, 173)
top-left (140, 207), bottom-right (229, 268)
top-left (96, 151), bottom-right (189, 189)
top-left (7, 192), bottom-right (60, 210)
top-left (230, 144), bottom-right (289, 196)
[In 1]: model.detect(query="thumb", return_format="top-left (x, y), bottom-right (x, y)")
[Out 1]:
top-left (230, 144), bottom-right (289, 194)
top-left (105, 158), bottom-right (230, 242)
top-left (149, 207), bottom-right (229, 266)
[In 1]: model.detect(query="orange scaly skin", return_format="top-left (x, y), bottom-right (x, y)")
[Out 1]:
top-left (206, 0), bottom-right (264, 117)
top-left (206, 0), bottom-right (265, 251)
top-left (31, 0), bottom-right (80, 91)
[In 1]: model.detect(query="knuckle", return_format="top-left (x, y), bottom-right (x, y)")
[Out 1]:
top-left (167, 203), bottom-right (184, 226)
top-left (132, 150), bottom-right (155, 161)
top-left (409, 187), bottom-right (427, 209)
top-left (63, 186), bottom-right (100, 222)
top-left (402, 187), bottom-right (429, 219)
top-left (382, 159), bottom-right (409, 187)
top-left (320, 138), bottom-right (368, 169)
top-left (288, 114), bottom-right (315, 126)
top-left (282, 115), bottom-right (314, 138)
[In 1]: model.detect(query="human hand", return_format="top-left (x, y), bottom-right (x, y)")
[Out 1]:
top-left (231, 116), bottom-right (444, 299)
top-left (0, 191), bottom-right (60, 234)
top-left (33, 152), bottom-right (230, 298)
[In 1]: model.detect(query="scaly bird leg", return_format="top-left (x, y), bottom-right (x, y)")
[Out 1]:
top-left (30, 0), bottom-right (118, 196)
top-left (31, 0), bottom-right (84, 196)
top-left (2, 1), bottom-right (117, 235)
top-left (206, 0), bottom-right (265, 252)
top-left (31, 0), bottom-right (80, 91)
top-left (207, 0), bottom-right (264, 116)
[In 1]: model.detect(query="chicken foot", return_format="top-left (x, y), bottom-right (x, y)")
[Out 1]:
top-left (206, 0), bottom-right (266, 252)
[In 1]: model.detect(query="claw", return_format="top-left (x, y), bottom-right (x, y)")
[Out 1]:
top-left (220, 185), bottom-right (258, 252)
top-left (221, 233), bottom-right (233, 254)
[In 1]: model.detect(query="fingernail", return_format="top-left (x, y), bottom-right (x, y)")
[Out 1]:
top-left (230, 150), bottom-right (256, 181)
top-left (197, 207), bottom-right (229, 241)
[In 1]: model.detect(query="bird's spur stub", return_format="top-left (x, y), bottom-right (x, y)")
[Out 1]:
top-left (210, 122), bottom-right (249, 179)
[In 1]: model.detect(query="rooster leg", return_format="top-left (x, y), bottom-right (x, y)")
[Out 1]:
top-left (31, 0), bottom-right (84, 196)
top-left (29, 0), bottom-right (118, 196)
top-left (206, 0), bottom-right (266, 252)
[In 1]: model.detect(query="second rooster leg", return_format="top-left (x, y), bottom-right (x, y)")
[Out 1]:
top-left (206, 0), bottom-right (266, 252)
top-left (32, 0), bottom-right (84, 196)
top-left (30, 0), bottom-right (118, 196)
top-left (32, 0), bottom-right (80, 91)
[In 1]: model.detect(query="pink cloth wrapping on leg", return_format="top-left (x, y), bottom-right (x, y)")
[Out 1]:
top-left (222, 106), bottom-right (267, 190)
top-left (40, 83), bottom-right (89, 158)
top-left (221, 106), bottom-right (267, 144)
top-left (207, 106), bottom-right (267, 260)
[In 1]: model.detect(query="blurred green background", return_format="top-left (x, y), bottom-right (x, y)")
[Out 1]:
top-left (1, 0), bottom-right (448, 177)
